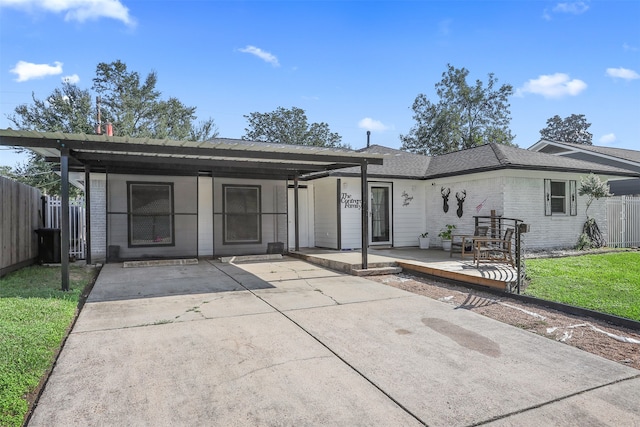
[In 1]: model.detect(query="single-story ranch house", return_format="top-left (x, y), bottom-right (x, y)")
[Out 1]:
top-left (1, 130), bottom-right (637, 274)
top-left (299, 143), bottom-right (638, 253)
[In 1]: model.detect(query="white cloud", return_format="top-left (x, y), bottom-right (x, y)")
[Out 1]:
top-left (553, 2), bottom-right (590, 14)
top-left (516, 73), bottom-right (587, 98)
top-left (0, 0), bottom-right (135, 26)
top-left (10, 60), bottom-right (63, 82)
top-left (238, 45), bottom-right (280, 67)
top-left (599, 133), bottom-right (616, 145)
top-left (358, 118), bottom-right (390, 132)
top-left (623, 43), bottom-right (639, 52)
top-left (606, 67), bottom-right (640, 81)
top-left (62, 74), bottom-right (80, 84)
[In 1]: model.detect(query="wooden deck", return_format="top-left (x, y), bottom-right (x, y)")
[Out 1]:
top-left (290, 247), bottom-right (518, 291)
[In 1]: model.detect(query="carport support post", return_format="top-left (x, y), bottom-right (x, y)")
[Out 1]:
top-left (360, 160), bottom-right (368, 269)
top-left (84, 165), bottom-right (91, 265)
top-left (60, 146), bottom-right (70, 291)
top-left (294, 175), bottom-right (300, 252)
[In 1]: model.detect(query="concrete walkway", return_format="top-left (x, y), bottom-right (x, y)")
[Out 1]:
top-left (29, 257), bottom-right (640, 426)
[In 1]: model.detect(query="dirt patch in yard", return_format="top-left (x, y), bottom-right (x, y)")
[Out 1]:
top-left (369, 273), bottom-right (640, 371)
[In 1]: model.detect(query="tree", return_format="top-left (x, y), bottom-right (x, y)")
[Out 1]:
top-left (92, 60), bottom-right (218, 140)
top-left (243, 106), bottom-right (348, 148)
top-left (6, 60), bottom-right (218, 195)
top-left (539, 114), bottom-right (592, 145)
top-left (576, 173), bottom-right (611, 249)
top-left (400, 64), bottom-right (515, 155)
top-left (8, 82), bottom-right (95, 134)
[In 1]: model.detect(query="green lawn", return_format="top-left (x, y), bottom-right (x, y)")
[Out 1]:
top-left (0, 265), bottom-right (97, 427)
top-left (524, 252), bottom-right (640, 321)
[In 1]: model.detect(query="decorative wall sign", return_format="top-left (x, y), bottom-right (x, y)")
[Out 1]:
top-left (456, 190), bottom-right (466, 218)
top-left (441, 187), bottom-right (451, 213)
top-left (401, 191), bottom-right (414, 207)
top-left (341, 193), bottom-right (362, 209)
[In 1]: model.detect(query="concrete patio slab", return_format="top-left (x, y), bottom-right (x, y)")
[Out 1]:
top-left (75, 291), bottom-right (272, 332)
top-left (29, 312), bottom-right (421, 427)
top-left (28, 257), bottom-right (640, 427)
top-left (485, 377), bottom-right (640, 426)
top-left (286, 296), bottom-right (640, 426)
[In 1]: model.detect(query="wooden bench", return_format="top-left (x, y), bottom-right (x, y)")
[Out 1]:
top-left (474, 228), bottom-right (515, 267)
top-left (450, 226), bottom-right (489, 259)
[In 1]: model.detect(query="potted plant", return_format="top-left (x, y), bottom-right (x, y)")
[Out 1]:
top-left (418, 232), bottom-right (430, 249)
top-left (438, 224), bottom-right (456, 251)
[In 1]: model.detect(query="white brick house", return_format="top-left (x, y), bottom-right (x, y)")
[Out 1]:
top-left (299, 144), bottom-right (636, 251)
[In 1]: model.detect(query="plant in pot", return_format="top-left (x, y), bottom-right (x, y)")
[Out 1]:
top-left (418, 232), bottom-right (430, 249)
top-left (438, 224), bottom-right (456, 251)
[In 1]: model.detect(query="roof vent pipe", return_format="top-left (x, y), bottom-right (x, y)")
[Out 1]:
top-left (366, 130), bottom-right (370, 148)
top-left (106, 122), bottom-right (113, 136)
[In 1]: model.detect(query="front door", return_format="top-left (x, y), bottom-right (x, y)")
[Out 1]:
top-left (369, 183), bottom-right (392, 246)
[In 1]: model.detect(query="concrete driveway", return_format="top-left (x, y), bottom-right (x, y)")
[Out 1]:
top-left (29, 257), bottom-right (640, 426)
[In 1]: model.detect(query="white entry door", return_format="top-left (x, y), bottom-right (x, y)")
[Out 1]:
top-left (369, 183), bottom-right (392, 246)
top-left (288, 187), bottom-right (312, 249)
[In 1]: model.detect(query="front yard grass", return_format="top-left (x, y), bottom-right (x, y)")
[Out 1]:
top-left (0, 265), bottom-right (97, 427)
top-left (524, 252), bottom-right (640, 322)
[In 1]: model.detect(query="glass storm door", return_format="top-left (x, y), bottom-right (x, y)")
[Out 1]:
top-left (369, 183), bottom-right (392, 245)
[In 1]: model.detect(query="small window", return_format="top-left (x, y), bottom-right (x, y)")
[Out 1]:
top-left (223, 185), bottom-right (261, 243)
top-left (550, 181), bottom-right (566, 214)
top-left (128, 182), bottom-right (174, 247)
top-left (544, 179), bottom-right (577, 216)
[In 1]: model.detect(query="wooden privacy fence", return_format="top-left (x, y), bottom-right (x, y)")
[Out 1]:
top-left (0, 176), bottom-right (41, 276)
top-left (607, 196), bottom-right (640, 248)
top-left (46, 196), bottom-right (87, 260)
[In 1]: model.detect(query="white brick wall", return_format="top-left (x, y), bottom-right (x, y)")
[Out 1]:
top-left (425, 172), bottom-right (505, 248)
top-left (422, 170), bottom-right (611, 250)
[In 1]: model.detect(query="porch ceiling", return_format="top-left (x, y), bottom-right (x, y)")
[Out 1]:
top-left (0, 129), bottom-right (384, 179)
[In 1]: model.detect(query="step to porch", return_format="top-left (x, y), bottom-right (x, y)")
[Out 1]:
top-left (351, 266), bottom-right (403, 276)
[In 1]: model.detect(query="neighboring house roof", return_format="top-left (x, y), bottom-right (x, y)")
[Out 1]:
top-left (0, 129), bottom-right (383, 180)
top-left (529, 139), bottom-right (640, 172)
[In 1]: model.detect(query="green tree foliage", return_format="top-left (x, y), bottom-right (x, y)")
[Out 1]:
top-left (400, 64), bottom-right (515, 155)
top-left (539, 114), bottom-right (593, 145)
top-left (579, 173), bottom-right (612, 218)
top-left (576, 173), bottom-right (612, 249)
top-left (92, 60), bottom-right (218, 140)
top-left (8, 82), bottom-right (95, 134)
top-left (243, 106), bottom-right (348, 148)
top-left (6, 60), bottom-right (218, 195)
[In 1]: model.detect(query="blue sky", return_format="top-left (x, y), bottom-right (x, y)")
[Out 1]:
top-left (1, 0), bottom-right (639, 168)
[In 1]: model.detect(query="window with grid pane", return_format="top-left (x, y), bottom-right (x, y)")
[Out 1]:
top-left (223, 185), bottom-right (261, 243)
top-left (551, 181), bottom-right (566, 214)
top-left (128, 182), bottom-right (174, 246)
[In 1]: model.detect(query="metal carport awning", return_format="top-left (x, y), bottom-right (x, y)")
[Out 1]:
top-left (0, 129), bottom-right (384, 290)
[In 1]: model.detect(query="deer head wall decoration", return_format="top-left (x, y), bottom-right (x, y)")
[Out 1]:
top-left (441, 187), bottom-right (451, 213)
top-left (456, 190), bottom-right (467, 218)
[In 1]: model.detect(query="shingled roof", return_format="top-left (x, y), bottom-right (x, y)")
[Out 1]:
top-left (307, 142), bottom-right (637, 180)
top-left (425, 143), bottom-right (637, 179)
top-left (315, 144), bottom-right (431, 179)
